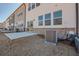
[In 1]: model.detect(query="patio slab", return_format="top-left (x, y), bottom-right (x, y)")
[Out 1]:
top-left (5, 32), bottom-right (38, 40)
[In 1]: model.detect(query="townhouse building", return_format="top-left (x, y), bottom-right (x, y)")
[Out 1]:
top-left (8, 13), bottom-right (15, 31)
top-left (3, 3), bottom-right (79, 37)
top-left (5, 18), bottom-right (10, 30)
top-left (14, 3), bottom-right (26, 32)
top-left (26, 3), bottom-right (79, 36)
top-left (2, 21), bottom-right (6, 30)
top-left (3, 3), bottom-right (26, 32)
top-left (0, 23), bottom-right (4, 29)
top-left (2, 13), bottom-right (15, 32)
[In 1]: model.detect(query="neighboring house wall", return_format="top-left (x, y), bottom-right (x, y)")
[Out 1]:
top-left (5, 19), bottom-right (9, 30)
top-left (9, 14), bottom-right (15, 31)
top-left (2, 21), bottom-right (6, 29)
top-left (14, 3), bottom-right (26, 32)
top-left (0, 23), bottom-right (4, 29)
top-left (26, 3), bottom-right (76, 35)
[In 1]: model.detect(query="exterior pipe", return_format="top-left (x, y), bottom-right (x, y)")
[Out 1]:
top-left (24, 3), bottom-right (26, 32)
top-left (76, 3), bottom-right (78, 36)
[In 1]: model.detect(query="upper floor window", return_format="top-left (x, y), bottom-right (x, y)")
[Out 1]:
top-left (36, 3), bottom-right (40, 7)
top-left (28, 3), bottom-right (32, 11)
top-left (28, 3), bottom-right (40, 11)
top-left (45, 13), bottom-right (51, 25)
top-left (53, 10), bottom-right (62, 25)
top-left (32, 3), bottom-right (35, 9)
top-left (38, 15), bottom-right (43, 26)
top-left (17, 12), bottom-right (23, 17)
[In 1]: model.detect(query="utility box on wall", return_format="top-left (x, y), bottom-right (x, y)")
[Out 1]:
top-left (45, 30), bottom-right (57, 45)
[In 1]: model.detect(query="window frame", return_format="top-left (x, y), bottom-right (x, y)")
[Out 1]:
top-left (32, 3), bottom-right (35, 9)
top-left (17, 12), bottom-right (23, 17)
top-left (28, 3), bottom-right (32, 11)
top-left (36, 3), bottom-right (40, 7)
top-left (45, 13), bottom-right (51, 26)
top-left (53, 10), bottom-right (62, 25)
top-left (28, 3), bottom-right (40, 11)
top-left (38, 15), bottom-right (43, 26)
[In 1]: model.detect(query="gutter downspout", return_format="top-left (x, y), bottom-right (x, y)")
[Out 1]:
top-left (13, 14), bottom-right (15, 32)
top-left (24, 3), bottom-right (26, 32)
top-left (76, 3), bottom-right (78, 36)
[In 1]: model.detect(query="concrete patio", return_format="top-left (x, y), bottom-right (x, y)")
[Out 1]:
top-left (5, 32), bottom-right (38, 40)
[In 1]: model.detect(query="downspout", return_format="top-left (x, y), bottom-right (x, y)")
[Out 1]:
top-left (24, 3), bottom-right (26, 32)
top-left (13, 15), bottom-right (14, 32)
top-left (13, 14), bottom-right (15, 32)
top-left (76, 3), bottom-right (78, 36)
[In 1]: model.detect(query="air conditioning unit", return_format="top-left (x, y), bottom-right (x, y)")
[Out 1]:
top-left (45, 30), bottom-right (57, 45)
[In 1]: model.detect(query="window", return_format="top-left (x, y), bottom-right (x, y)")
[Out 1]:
top-left (28, 3), bottom-right (40, 11)
top-left (27, 21), bottom-right (33, 27)
top-left (45, 13), bottom-right (51, 25)
top-left (38, 15), bottom-right (43, 26)
top-left (28, 7), bottom-right (31, 11)
top-left (17, 12), bottom-right (23, 17)
top-left (27, 21), bottom-right (30, 27)
top-left (28, 3), bottom-right (32, 11)
top-left (53, 10), bottom-right (62, 25)
top-left (36, 3), bottom-right (40, 7)
top-left (32, 3), bottom-right (35, 9)
top-left (30, 21), bottom-right (33, 27)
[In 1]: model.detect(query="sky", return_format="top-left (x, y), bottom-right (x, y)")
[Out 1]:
top-left (0, 3), bottom-right (21, 23)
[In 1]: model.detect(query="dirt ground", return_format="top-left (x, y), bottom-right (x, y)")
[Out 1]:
top-left (0, 33), bottom-right (79, 56)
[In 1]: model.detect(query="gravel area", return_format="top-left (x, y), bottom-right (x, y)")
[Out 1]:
top-left (0, 32), bottom-right (79, 56)
top-left (0, 33), bottom-right (10, 56)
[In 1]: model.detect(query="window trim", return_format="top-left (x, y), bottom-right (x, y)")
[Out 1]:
top-left (17, 12), bottom-right (23, 17)
top-left (38, 15), bottom-right (43, 26)
top-left (32, 3), bottom-right (35, 9)
top-left (45, 13), bottom-right (51, 26)
top-left (28, 3), bottom-right (32, 11)
top-left (36, 3), bottom-right (40, 7)
top-left (53, 10), bottom-right (62, 25)
top-left (28, 3), bottom-right (40, 11)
